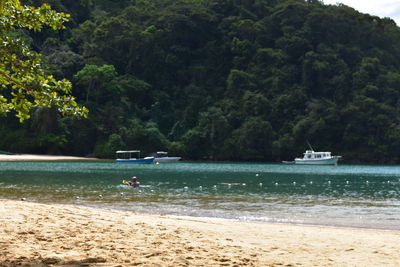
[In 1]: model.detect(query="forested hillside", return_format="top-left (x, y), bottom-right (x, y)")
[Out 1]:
top-left (2, 0), bottom-right (400, 163)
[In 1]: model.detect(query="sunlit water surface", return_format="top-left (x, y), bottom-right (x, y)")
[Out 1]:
top-left (1, 161), bottom-right (399, 230)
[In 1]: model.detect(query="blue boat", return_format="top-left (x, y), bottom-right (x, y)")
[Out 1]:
top-left (115, 150), bottom-right (154, 164)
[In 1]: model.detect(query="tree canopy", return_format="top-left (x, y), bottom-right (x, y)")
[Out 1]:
top-left (1, 0), bottom-right (400, 163)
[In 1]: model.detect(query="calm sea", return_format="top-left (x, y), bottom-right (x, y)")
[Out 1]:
top-left (0, 161), bottom-right (399, 230)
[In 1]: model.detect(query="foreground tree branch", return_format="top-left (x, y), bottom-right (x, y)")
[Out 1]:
top-left (0, 0), bottom-right (88, 122)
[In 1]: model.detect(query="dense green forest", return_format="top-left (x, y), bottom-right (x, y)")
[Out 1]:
top-left (1, 0), bottom-right (400, 163)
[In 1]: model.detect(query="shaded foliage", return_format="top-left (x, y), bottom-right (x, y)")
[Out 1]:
top-left (3, 0), bottom-right (400, 163)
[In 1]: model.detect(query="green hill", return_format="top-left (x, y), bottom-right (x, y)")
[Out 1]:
top-left (2, 0), bottom-right (400, 163)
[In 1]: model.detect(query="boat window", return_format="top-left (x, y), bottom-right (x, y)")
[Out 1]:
top-left (116, 152), bottom-right (131, 159)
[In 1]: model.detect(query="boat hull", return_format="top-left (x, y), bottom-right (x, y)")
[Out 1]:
top-left (153, 157), bottom-right (181, 163)
top-left (116, 157), bottom-right (154, 164)
top-left (294, 157), bottom-right (340, 165)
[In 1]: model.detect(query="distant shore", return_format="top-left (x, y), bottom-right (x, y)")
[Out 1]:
top-left (0, 154), bottom-right (100, 161)
top-left (0, 153), bottom-right (398, 165)
top-left (1, 199), bottom-right (399, 266)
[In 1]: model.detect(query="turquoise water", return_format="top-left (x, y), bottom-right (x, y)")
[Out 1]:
top-left (0, 161), bottom-right (399, 230)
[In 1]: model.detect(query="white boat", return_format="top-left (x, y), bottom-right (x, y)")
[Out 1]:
top-left (153, 151), bottom-right (181, 163)
top-left (115, 150), bottom-right (154, 164)
top-left (294, 150), bottom-right (342, 165)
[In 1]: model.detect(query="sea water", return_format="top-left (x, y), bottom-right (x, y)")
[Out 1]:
top-left (0, 161), bottom-right (399, 230)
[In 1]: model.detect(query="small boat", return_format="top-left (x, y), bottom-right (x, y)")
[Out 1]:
top-left (294, 150), bottom-right (342, 165)
top-left (153, 151), bottom-right (181, 163)
top-left (115, 150), bottom-right (154, 164)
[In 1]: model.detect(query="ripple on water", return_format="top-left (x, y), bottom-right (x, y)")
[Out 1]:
top-left (0, 161), bottom-right (400, 230)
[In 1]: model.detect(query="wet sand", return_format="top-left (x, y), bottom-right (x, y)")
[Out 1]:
top-left (1, 199), bottom-right (399, 266)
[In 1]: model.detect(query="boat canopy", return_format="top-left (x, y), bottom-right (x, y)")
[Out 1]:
top-left (116, 150), bottom-right (140, 154)
top-left (156, 151), bottom-right (168, 155)
top-left (116, 150), bottom-right (141, 159)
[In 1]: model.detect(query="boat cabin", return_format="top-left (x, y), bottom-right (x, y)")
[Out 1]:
top-left (303, 150), bottom-right (332, 159)
top-left (156, 151), bottom-right (168, 157)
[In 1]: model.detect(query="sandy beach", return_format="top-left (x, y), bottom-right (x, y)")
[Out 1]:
top-left (0, 199), bottom-right (399, 266)
top-left (0, 154), bottom-right (99, 161)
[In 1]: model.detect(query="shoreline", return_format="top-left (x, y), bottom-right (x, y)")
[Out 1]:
top-left (1, 199), bottom-right (400, 266)
top-left (3, 197), bottom-right (399, 232)
top-left (1, 154), bottom-right (399, 165)
top-left (0, 154), bottom-right (101, 161)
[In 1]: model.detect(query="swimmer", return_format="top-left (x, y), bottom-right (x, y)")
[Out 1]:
top-left (128, 176), bottom-right (140, 187)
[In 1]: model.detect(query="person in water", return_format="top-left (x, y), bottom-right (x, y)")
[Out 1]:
top-left (128, 176), bottom-right (140, 187)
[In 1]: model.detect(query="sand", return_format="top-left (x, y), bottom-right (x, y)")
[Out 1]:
top-left (0, 199), bottom-right (399, 266)
top-left (0, 154), bottom-right (99, 161)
